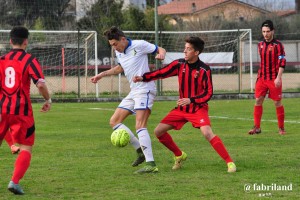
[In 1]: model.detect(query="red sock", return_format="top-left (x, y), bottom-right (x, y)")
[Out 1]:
top-left (12, 150), bottom-right (32, 184)
top-left (157, 133), bottom-right (182, 156)
top-left (210, 136), bottom-right (233, 163)
top-left (276, 106), bottom-right (285, 128)
top-left (254, 105), bottom-right (263, 128)
top-left (4, 131), bottom-right (14, 147)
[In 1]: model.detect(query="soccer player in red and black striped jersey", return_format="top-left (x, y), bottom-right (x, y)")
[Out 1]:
top-left (133, 36), bottom-right (236, 173)
top-left (0, 26), bottom-right (52, 195)
top-left (248, 20), bottom-right (286, 135)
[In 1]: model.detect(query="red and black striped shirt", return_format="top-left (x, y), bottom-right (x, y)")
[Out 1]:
top-left (143, 58), bottom-right (213, 113)
top-left (0, 49), bottom-right (45, 116)
top-left (258, 39), bottom-right (286, 80)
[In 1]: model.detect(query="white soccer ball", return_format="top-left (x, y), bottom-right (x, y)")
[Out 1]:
top-left (111, 129), bottom-right (130, 147)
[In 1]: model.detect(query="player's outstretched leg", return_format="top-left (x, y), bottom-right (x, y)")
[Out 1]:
top-left (209, 135), bottom-right (236, 173)
top-left (157, 132), bottom-right (186, 170)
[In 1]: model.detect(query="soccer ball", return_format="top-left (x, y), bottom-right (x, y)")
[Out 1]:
top-left (111, 129), bottom-right (130, 147)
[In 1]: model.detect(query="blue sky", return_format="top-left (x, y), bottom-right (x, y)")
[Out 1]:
top-left (240, 0), bottom-right (295, 10)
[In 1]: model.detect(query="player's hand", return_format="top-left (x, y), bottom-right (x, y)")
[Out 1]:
top-left (40, 101), bottom-right (51, 112)
top-left (91, 72), bottom-right (105, 83)
top-left (132, 76), bottom-right (143, 83)
top-left (177, 98), bottom-right (191, 106)
top-left (274, 77), bottom-right (281, 88)
top-left (155, 53), bottom-right (165, 61)
top-left (90, 75), bottom-right (100, 83)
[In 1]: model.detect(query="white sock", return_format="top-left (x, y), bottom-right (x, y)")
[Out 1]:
top-left (137, 128), bottom-right (154, 162)
top-left (113, 123), bottom-right (140, 150)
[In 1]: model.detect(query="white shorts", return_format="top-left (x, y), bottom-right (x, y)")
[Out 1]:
top-left (118, 90), bottom-right (156, 114)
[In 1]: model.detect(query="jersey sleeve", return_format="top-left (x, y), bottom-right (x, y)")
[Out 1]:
top-left (277, 42), bottom-right (286, 68)
top-left (138, 40), bottom-right (158, 55)
top-left (29, 58), bottom-right (45, 84)
top-left (142, 60), bottom-right (180, 82)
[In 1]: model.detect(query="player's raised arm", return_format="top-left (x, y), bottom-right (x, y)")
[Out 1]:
top-left (91, 65), bottom-right (124, 83)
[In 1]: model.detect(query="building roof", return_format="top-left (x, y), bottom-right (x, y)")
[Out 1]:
top-left (158, 0), bottom-right (269, 15)
top-left (275, 9), bottom-right (297, 17)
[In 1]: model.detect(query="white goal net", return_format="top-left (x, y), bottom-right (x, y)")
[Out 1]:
top-left (0, 30), bottom-right (97, 99)
top-left (121, 29), bottom-right (253, 95)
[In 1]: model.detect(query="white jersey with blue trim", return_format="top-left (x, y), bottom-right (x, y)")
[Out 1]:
top-left (115, 39), bottom-right (157, 91)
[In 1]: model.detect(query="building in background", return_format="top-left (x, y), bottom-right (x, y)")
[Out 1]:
top-left (157, 0), bottom-right (270, 25)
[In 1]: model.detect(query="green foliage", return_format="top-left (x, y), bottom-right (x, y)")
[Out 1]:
top-left (0, 0), bottom-right (72, 29)
top-left (0, 99), bottom-right (299, 199)
top-left (76, 0), bottom-right (124, 47)
top-left (33, 17), bottom-right (44, 30)
top-left (287, 14), bottom-right (300, 40)
top-left (144, 8), bottom-right (174, 31)
top-left (122, 7), bottom-right (146, 30)
top-left (77, 0), bottom-right (124, 33)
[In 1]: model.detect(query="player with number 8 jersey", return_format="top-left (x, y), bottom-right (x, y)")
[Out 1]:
top-left (0, 50), bottom-right (44, 116)
top-left (0, 26), bottom-right (51, 195)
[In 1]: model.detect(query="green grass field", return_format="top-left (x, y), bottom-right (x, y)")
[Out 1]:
top-left (1, 98), bottom-right (299, 200)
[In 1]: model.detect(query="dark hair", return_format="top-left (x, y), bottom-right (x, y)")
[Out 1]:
top-left (185, 36), bottom-right (205, 53)
top-left (103, 26), bottom-right (126, 40)
top-left (261, 20), bottom-right (274, 31)
top-left (10, 26), bottom-right (29, 45)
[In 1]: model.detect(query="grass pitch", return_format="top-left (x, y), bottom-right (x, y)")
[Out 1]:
top-left (1, 98), bottom-right (299, 200)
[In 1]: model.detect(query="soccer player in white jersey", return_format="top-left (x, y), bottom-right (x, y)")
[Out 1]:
top-left (91, 26), bottom-right (166, 174)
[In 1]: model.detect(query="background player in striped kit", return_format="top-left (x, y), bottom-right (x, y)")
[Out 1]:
top-left (133, 36), bottom-right (236, 173)
top-left (0, 26), bottom-right (52, 194)
top-left (248, 20), bottom-right (286, 135)
top-left (91, 26), bottom-right (166, 174)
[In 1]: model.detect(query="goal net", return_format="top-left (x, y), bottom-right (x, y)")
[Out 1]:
top-left (0, 30), bottom-right (97, 99)
top-left (121, 29), bottom-right (253, 95)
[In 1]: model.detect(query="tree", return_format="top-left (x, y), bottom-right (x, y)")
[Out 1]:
top-left (121, 7), bottom-right (146, 30)
top-left (143, 8), bottom-right (173, 31)
top-left (77, 0), bottom-right (124, 33)
top-left (0, 0), bottom-right (73, 30)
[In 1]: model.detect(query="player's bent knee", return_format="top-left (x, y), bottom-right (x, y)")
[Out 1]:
top-left (154, 128), bottom-right (164, 138)
top-left (19, 145), bottom-right (33, 153)
top-left (109, 114), bottom-right (122, 127)
top-left (274, 101), bottom-right (282, 107)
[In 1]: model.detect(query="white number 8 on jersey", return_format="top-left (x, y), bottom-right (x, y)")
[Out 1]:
top-left (5, 67), bottom-right (16, 88)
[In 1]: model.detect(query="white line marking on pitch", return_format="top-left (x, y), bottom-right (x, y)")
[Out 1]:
top-left (89, 108), bottom-right (300, 124)
top-left (210, 116), bottom-right (300, 124)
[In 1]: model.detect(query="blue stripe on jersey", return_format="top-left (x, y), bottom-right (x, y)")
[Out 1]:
top-left (151, 45), bottom-right (158, 55)
top-left (124, 38), bottom-right (132, 54)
